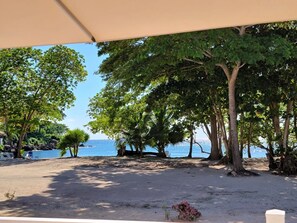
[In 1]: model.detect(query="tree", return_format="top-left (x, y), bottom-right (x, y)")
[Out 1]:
top-left (146, 79), bottom-right (222, 159)
top-left (0, 48), bottom-right (39, 146)
top-left (122, 111), bottom-right (151, 157)
top-left (148, 26), bottom-right (294, 173)
top-left (147, 107), bottom-right (185, 157)
top-left (58, 129), bottom-right (89, 158)
top-left (0, 46), bottom-right (87, 157)
top-left (26, 121), bottom-right (69, 145)
top-left (95, 39), bottom-right (226, 160)
top-left (173, 26), bottom-right (294, 172)
top-left (88, 86), bottom-right (152, 156)
top-left (92, 23), bottom-right (296, 173)
top-left (88, 82), bottom-right (185, 157)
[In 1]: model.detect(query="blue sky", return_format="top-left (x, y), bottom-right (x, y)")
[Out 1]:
top-left (60, 43), bottom-right (107, 139)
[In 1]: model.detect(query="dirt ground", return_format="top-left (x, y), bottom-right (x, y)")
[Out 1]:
top-left (0, 157), bottom-right (296, 223)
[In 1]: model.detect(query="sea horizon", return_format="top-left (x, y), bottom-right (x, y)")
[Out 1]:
top-left (26, 139), bottom-right (267, 160)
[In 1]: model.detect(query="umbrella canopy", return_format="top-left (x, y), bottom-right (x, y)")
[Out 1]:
top-left (1, 0), bottom-right (297, 48)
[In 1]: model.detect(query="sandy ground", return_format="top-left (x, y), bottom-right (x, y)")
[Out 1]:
top-left (0, 157), bottom-right (296, 223)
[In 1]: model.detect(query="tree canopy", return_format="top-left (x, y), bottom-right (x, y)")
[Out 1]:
top-left (88, 22), bottom-right (297, 174)
top-left (0, 45), bottom-right (87, 157)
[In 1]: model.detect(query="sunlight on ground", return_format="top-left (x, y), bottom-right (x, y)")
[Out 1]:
top-left (0, 158), bottom-right (296, 223)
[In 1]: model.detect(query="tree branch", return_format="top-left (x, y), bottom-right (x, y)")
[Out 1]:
top-left (203, 50), bottom-right (212, 58)
top-left (216, 63), bottom-right (231, 81)
top-left (239, 63), bottom-right (246, 69)
top-left (230, 61), bottom-right (241, 82)
top-left (233, 27), bottom-right (241, 33)
top-left (233, 25), bottom-right (252, 36)
top-left (193, 139), bottom-right (210, 155)
top-left (184, 58), bottom-right (204, 65)
top-left (203, 123), bottom-right (211, 139)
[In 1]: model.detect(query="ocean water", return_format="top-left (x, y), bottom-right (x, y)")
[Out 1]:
top-left (26, 139), bottom-right (267, 160)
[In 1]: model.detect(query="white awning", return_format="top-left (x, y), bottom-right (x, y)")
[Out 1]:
top-left (1, 0), bottom-right (297, 48)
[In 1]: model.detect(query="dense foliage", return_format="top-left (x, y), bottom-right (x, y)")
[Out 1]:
top-left (25, 122), bottom-right (69, 145)
top-left (0, 46), bottom-right (87, 157)
top-left (88, 22), bottom-right (297, 174)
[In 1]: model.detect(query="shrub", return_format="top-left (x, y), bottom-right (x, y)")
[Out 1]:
top-left (172, 201), bottom-right (201, 221)
top-left (4, 191), bottom-right (15, 201)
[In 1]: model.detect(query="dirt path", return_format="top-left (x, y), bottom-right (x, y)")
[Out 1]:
top-left (0, 157), bottom-right (296, 223)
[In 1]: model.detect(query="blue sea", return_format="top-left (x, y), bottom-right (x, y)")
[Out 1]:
top-left (25, 140), bottom-right (267, 160)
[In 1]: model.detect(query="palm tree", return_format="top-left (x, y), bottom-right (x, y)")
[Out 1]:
top-left (58, 129), bottom-right (89, 157)
top-left (122, 112), bottom-right (151, 157)
top-left (148, 108), bottom-right (185, 157)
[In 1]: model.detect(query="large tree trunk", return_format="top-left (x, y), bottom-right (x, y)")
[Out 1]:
top-left (218, 137), bottom-right (222, 157)
top-left (247, 122), bottom-right (253, 158)
top-left (217, 61), bottom-right (245, 172)
top-left (209, 114), bottom-right (221, 160)
top-left (279, 100), bottom-right (294, 171)
top-left (213, 105), bottom-right (229, 157)
top-left (16, 130), bottom-right (26, 158)
top-left (73, 144), bottom-right (78, 157)
top-left (283, 100), bottom-right (293, 152)
top-left (69, 148), bottom-right (73, 157)
top-left (267, 133), bottom-right (276, 169)
top-left (239, 118), bottom-right (244, 159)
top-left (158, 144), bottom-right (167, 158)
top-left (16, 112), bottom-right (35, 158)
top-left (270, 102), bottom-right (283, 148)
top-left (216, 61), bottom-right (246, 172)
top-left (188, 128), bottom-right (193, 158)
top-left (228, 75), bottom-right (244, 172)
top-left (269, 102), bottom-right (285, 169)
top-left (228, 115), bottom-right (233, 163)
top-left (139, 145), bottom-right (144, 157)
top-left (247, 143), bottom-right (251, 158)
top-left (294, 102), bottom-right (297, 140)
top-left (16, 119), bottom-right (30, 158)
top-left (188, 131), bottom-right (194, 158)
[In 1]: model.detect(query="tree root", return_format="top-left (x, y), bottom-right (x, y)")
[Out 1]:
top-left (227, 169), bottom-right (260, 177)
top-left (215, 155), bottom-right (230, 165)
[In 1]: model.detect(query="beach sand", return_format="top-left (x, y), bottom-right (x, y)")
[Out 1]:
top-left (0, 157), bottom-right (296, 223)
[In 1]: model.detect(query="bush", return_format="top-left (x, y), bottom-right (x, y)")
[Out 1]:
top-left (172, 201), bottom-right (201, 221)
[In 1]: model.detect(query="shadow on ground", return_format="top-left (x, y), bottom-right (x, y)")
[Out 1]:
top-left (0, 159), bottom-right (296, 223)
top-left (0, 159), bottom-right (45, 167)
